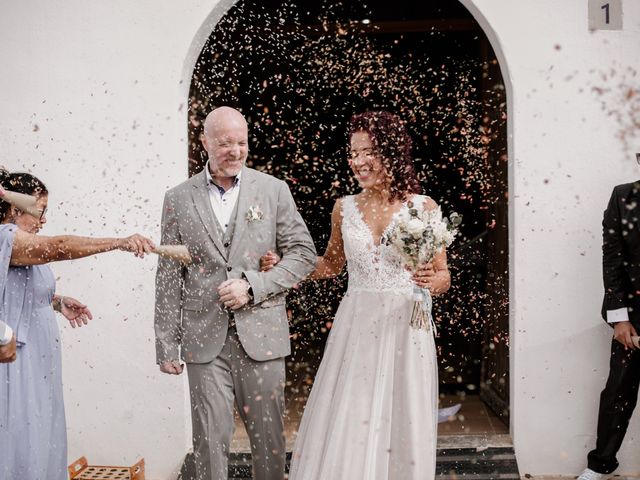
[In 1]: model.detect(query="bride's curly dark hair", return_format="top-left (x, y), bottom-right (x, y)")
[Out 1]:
top-left (349, 111), bottom-right (421, 203)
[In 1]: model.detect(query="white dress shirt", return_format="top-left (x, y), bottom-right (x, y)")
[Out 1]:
top-left (205, 163), bottom-right (241, 233)
top-left (607, 307), bottom-right (629, 323)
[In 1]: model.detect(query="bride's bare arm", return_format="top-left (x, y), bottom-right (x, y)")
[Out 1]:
top-left (10, 229), bottom-right (155, 266)
top-left (308, 198), bottom-right (346, 280)
top-left (428, 248), bottom-right (450, 295)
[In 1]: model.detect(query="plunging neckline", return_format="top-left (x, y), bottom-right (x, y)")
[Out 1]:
top-left (351, 195), bottom-right (414, 248)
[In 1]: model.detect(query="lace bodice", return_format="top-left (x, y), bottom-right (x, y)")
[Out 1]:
top-left (341, 195), bottom-right (420, 295)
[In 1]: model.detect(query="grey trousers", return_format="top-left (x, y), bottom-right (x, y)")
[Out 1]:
top-left (187, 327), bottom-right (286, 480)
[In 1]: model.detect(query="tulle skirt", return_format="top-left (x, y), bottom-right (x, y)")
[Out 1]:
top-left (289, 289), bottom-right (438, 480)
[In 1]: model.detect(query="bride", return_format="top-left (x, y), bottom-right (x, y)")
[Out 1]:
top-left (286, 111), bottom-right (451, 479)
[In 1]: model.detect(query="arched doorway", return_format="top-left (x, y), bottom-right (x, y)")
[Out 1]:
top-left (185, 0), bottom-right (510, 464)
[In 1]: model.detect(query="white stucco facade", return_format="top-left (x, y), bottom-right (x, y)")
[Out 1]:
top-left (464, 0), bottom-right (640, 476)
top-left (1, 0), bottom-right (639, 477)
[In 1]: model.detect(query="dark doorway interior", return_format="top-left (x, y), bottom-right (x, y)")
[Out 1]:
top-left (188, 0), bottom-right (509, 430)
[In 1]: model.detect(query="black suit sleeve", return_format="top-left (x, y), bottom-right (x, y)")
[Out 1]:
top-left (602, 186), bottom-right (630, 313)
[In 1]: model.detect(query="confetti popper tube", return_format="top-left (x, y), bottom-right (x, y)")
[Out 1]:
top-left (153, 245), bottom-right (192, 264)
top-left (1, 190), bottom-right (41, 218)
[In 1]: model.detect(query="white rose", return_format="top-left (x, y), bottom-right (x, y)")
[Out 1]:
top-left (432, 221), bottom-right (454, 246)
top-left (406, 218), bottom-right (426, 238)
top-left (398, 209), bottom-right (411, 224)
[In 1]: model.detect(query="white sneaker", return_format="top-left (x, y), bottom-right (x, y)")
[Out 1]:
top-left (577, 468), bottom-right (610, 480)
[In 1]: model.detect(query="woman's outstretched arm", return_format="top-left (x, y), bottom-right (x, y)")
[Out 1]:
top-left (10, 229), bottom-right (154, 266)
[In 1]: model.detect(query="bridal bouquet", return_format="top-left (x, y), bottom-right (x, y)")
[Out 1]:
top-left (384, 201), bottom-right (461, 331)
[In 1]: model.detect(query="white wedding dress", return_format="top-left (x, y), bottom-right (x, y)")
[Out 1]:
top-left (289, 195), bottom-right (438, 480)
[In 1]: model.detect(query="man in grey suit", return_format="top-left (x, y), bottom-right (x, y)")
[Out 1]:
top-left (154, 107), bottom-right (316, 480)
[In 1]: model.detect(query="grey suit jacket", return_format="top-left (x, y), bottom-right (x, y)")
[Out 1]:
top-left (154, 167), bottom-right (316, 364)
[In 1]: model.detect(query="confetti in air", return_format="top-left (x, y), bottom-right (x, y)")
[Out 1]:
top-left (189, 0), bottom-right (509, 404)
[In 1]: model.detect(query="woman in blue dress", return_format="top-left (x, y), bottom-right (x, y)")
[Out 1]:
top-left (0, 170), bottom-right (154, 480)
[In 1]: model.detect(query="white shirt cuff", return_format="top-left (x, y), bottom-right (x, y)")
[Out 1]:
top-left (607, 308), bottom-right (629, 323)
top-left (0, 323), bottom-right (13, 345)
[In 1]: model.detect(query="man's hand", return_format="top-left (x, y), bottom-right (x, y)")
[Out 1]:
top-left (0, 335), bottom-right (17, 363)
top-left (59, 296), bottom-right (93, 328)
top-left (159, 360), bottom-right (184, 375)
top-left (614, 321), bottom-right (638, 350)
top-left (117, 234), bottom-right (156, 258)
top-left (260, 251), bottom-right (280, 272)
top-left (218, 278), bottom-right (251, 310)
top-left (412, 262), bottom-right (436, 290)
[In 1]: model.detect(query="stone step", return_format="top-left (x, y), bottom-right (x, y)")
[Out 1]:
top-left (179, 447), bottom-right (520, 479)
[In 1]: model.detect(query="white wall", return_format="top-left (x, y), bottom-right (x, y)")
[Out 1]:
top-left (464, 0), bottom-right (640, 475)
top-left (1, 0), bottom-right (640, 477)
top-left (0, 1), bottom-right (226, 478)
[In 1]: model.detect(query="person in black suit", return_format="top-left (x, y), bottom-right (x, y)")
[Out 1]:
top-left (579, 159), bottom-right (640, 480)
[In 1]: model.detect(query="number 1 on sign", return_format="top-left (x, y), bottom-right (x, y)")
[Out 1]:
top-left (601, 3), bottom-right (610, 24)
top-left (588, 0), bottom-right (621, 30)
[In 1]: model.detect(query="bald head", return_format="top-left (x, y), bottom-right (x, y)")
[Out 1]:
top-left (201, 107), bottom-right (249, 184)
top-left (203, 107), bottom-right (247, 138)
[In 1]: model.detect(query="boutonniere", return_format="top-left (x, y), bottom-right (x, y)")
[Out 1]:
top-left (246, 205), bottom-right (264, 223)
